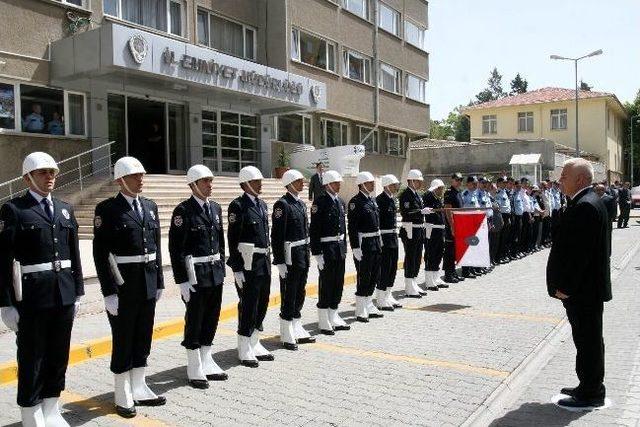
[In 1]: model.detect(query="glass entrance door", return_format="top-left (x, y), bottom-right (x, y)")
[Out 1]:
top-left (167, 104), bottom-right (186, 173)
top-left (202, 109), bottom-right (259, 175)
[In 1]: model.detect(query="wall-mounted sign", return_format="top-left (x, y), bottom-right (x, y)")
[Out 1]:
top-left (128, 34), bottom-right (148, 65)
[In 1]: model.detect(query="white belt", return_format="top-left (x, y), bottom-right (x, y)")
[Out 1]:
top-left (320, 234), bottom-right (344, 243)
top-left (284, 238), bottom-right (310, 265)
top-left (358, 231), bottom-right (382, 248)
top-left (238, 243), bottom-right (270, 271)
top-left (379, 229), bottom-right (397, 235)
top-left (191, 253), bottom-right (221, 264)
top-left (21, 260), bottom-right (71, 274)
top-left (113, 253), bottom-right (157, 264)
top-left (424, 224), bottom-right (445, 240)
top-left (185, 253), bottom-right (221, 285)
top-left (401, 222), bottom-right (425, 240)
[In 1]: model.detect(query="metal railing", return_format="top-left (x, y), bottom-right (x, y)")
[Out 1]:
top-left (0, 142), bottom-right (116, 204)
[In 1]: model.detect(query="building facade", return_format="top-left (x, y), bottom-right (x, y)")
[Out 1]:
top-left (462, 87), bottom-right (627, 182)
top-left (0, 0), bottom-right (430, 182)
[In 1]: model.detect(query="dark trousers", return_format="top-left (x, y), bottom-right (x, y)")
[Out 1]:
top-left (377, 246), bottom-right (398, 290)
top-left (16, 304), bottom-right (75, 407)
top-left (401, 234), bottom-right (424, 278)
top-left (279, 265), bottom-right (309, 320)
top-left (511, 215), bottom-right (522, 256)
top-left (564, 300), bottom-right (606, 399)
top-left (108, 297), bottom-right (156, 374)
top-left (551, 211), bottom-right (561, 241)
top-left (317, 257), bottom-right (345, 310)
top-left (541, 216), bottom-right (552, 244)
top-left (520, 213), bottom-right (531, 253)
top-left (236, 271), bottom-right (270, 337)
top-left (498, 214), bottom-right (511, 259)
top-left (489, 229), bottom-right (499, 264)
top-left (181, 285), bottom-right (223, 350)
top-left (618, 206), bottom-right (630, 228)
top-left (443, 238), bottom-right (456, 276)
top-left (424, 230), bottom-right (444, 271)
top-left (354, 251), bottom-right (381, 297)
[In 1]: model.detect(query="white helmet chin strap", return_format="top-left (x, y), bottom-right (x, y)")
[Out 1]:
top-left (244, 181), bottom-right (260, 197)
top-left (27, 172), bottom-right (49, 196)
top-left (191, 182), bottom-right (208, 201)
top-left (119, 178), bottom-right (140, 196)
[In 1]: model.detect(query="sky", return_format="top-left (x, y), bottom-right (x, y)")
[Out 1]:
top-left (427, 0), bottom-right (640, 120)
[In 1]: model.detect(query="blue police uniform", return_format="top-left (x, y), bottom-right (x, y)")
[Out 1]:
top-left (23, 113), bottom-right (44, 133)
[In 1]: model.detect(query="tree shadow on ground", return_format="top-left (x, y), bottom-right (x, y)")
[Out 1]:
top-left (490, 402), bottom-right (589, 426)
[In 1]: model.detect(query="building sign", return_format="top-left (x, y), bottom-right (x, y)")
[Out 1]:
top-left (128, 34), bottom-right (148, 64)
top-left (291, 145), bottom-right (366, 178)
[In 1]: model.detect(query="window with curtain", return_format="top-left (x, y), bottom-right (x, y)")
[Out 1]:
top-left (343, 0), bottom-right (368, 20)
top-left (378, 2), bottom-right (400, 36)
top-left (406, 73), bottom-right (427, 103)
top-left (105, 0), bottom-right (183, 35)
top-left (343, 49), bottom-right (371, 84)
top-left (551, 109), bottom-right (567, 130)
top-left (404, 20), bottom-right (426, 50)
top-left (518, 112), bottom-right (534, 132)
top-left (379, 62), bottom-right (401, 94)
top-left (291, 28), bottom-right (336, 72)
top-left (197, 10), bottom-right (256, 60)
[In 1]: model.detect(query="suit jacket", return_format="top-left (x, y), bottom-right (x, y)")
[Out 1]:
top-left (618, 188), bottom-right (631, 207)
top-left (271, 192), bottom-right (310, 269)
top-left (93, 193), bottom-right (164, 301)
top-left (169, 196), bottom-right (225, 288)
top-left (0, 192), bottom-right (84, 309)
top-left (308, 173), bottom-right (325, 201)
top-left (309, 193), bottom-right (347, 260)
top-left (347, 191), bottom-right (381, 253)
top-left (376, 191), bottom-right (398, 249)
top-left (226, 193), bottom-right (271, 276)
top-left (546, 188), bottom-right (611, 304)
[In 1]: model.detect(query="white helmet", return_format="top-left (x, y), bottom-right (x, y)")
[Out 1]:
top-left (428, 178), bottom-right (445, 192)
top-left (356, 171), bottom-right (375, 185)
top-left (22, 152), bottom-right (59, 175)
top-left (381, 174), bottom-right (399, 187)
top-left (407, 169), bottom-right (424, 181)
top-left (187, 164), bottom-right (214, 184)
top-left (282, 169), bottom-right (304, 187)
top-left (114, 156), bottom-right (146, 180)
top-left (238, 165), bottom-right (264, 184)
top-left (322, 170), bottom-right (343, 185)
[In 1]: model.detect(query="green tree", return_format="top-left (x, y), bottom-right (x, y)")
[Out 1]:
top-left (510, 73), bottom-right (528, 94)
top-left (580, 80), bottom-right (592, 91)
top-left (624, 89), bottom-right (640, 184)
top-left (429, 109), bottom-right (470, 142)
top-left (429, 118), bottom-right (454, 140)
top-left (454, 107), bottom-right (471, 142)
top-left (474, 67), bottom-right (505, 104)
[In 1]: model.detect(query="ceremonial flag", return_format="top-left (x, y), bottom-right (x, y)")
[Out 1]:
top-left (453, 211), bottom-right (490, 267)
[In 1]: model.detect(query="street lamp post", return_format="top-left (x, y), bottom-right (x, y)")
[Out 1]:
top-left (631, 115), bottom-right (640, 187)
top-left (550, 49), bottom-right (604, 157)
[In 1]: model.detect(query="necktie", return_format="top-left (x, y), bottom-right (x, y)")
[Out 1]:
top-left (132, 199), bottom-right (143, 221)
top-left (41, 198), bottom-right (53, 221)
top-left (254, 198), bottom-right (264, 218)
top-left (203, 202), bottom-right (211, 220)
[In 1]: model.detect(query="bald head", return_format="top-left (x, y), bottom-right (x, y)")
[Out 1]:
top-left (560, 158), bottom-right (594, 198)
top-left (594, 184), bottom-right (606, 197)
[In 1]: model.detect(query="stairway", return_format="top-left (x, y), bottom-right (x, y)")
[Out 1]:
top-left (73, 174), bottom-right (308, 239)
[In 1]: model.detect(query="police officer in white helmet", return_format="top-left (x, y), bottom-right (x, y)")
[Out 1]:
top-left (226, 166), bottom-right (274, 367)
top-left (93, 157), bottom-right (166, 418)
top-left (0, 152), bottom-right (84, 426)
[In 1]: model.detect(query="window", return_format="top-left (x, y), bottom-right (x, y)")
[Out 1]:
top-left (0, 82), bottom-right (86, 136)
top-left (56, 0), bottom-right (84, 6)
top-left (518, 112), bottom-right (534, 133)
top-left (379, 62), bottom-right (401, 94)
top-left (482, 115), bottom-right (497, 134)
top-left (343, 49), bottom-right (371, 84)
top-left (321, 119), bottom-right (349, 147)
top-left (343, 0), bottom-right (369, 20)
top-left (551, 109), bottom-right (567, 130)
top-left (378, 2), bottom-right (400, 36)
top-left (202, 110), bottom-right (259, 173)
top-left (404, 20), bottom-right (427, 51)
top-left (405, 73), bottom-right (427, 103)
top-left (276, 114), bottom-right (312, 144)
top-left (386, 131), bottom-right (405, 156)
top-left (359, 126), bottom-right (378, 153)
top-left (104, 0), bottom-right (184, 36)
top-left (197, 10), bottom-right (256, 60)
top-left (291, 28), bottom-right (336, 72)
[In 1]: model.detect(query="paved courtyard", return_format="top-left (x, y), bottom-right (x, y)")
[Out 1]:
top-left (1, 226), bottom-right (639, 426)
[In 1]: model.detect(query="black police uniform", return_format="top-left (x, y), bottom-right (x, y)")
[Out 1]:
top-left (169, 196), bottom-right (225, 350)
top-left (0, 191), bottom-right (84, 407)
top-left (375, 191), bottom-right (398, 293)
top-left (310, 193), bottom-right (347, 310)
top-left (399, 188), bottom-right (425, 280)
top-left (226, 193), bottom-right (271, 337)
top-left (93, 193), bottom-right (164, 374)
top-left (271, 192), bottom-right (310, 321)
top-left (347, 191), bottom-right (382, 299)
top-left (423, 191), bottom-right (445, 272)
top-left (442, 186), bottom-right (462, 279)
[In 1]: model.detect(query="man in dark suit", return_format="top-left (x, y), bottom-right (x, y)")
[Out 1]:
top-left (308, 162), bottom-right (325, 202)
top-left (617, 182), bottom-right (631, 228)
top-left (594, 184), bottom-right (616, 256)
top-left (547, 158), bottom-right (612, 409)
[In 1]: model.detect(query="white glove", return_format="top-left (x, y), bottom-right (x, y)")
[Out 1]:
top-left (421, 207), bottom-right (433, 215)
top-left (156, 289), bottom-right (163, 301)
top-left (1, 307), bottom-right (19, 332)
top-left (234, 272), bottom-right (245, 289)
top-left (276, 264), bottom-right (287, 279)
top-left (179, 282), bottom-right (195, 303)
top-left (314, 255), bottom-right (325, 271)
top-left (353, 248), bottom-right (363, 261)
top-left (73, 298), bottom-right (81, 317)
top-left (104, 295), bottom-right (119, 316)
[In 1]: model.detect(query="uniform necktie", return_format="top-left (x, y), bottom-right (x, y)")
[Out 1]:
top-left (203, 201), bottom-right (211, 220)
top-left (132, 199), bottom-right (143, 221)
top-left (41, 198), bottom-right (53, 221)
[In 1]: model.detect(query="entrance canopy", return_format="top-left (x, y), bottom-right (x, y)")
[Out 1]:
top-left (510, 153), bottom-right (542, 184)
top-left (50, 23), bottom-right (326, 116)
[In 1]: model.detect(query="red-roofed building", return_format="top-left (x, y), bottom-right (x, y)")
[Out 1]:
top-left (462, 87), bottom-right (627, 181)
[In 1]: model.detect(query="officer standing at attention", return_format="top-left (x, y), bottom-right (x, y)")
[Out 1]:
top-left (348, 171), bottom-right (383, 322)
top-left (0, 152), bottom-right (83, 427)
top-left (375, 174), bottom-right (402, 310)
top-left (272, 169), bottom-right (315, 351)
top-left (399, 169), bottom-right (430, 298)
top-left (423, 179), bottom-right (447, 291)
top-left (511, 180), bottom-right (525, 259)
top-left (310, 170), bottom-right (350, 335)
top-left (443, 173), bottom-right (464, 283)
top-left (93, 157), bottom-right (166, 418)
top-left (169, 165), bottom-right (227, 390)
top-left (227, 166), bottom-right (274, 368)
top-left (495, 177), bottom-right (512, 264)
top-left (460, 176), bottom-right (480, 278)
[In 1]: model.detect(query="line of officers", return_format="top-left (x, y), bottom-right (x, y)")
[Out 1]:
top-left (0, 151), bottom-right (565, 426)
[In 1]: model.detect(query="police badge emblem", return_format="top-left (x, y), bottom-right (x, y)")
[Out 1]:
top-left (349, 203), bottom-right (356, 211)
top-left (274, 207), bottom-right (283, 218)
top-left (173, 215), bottom-right (183, 227)
top-left (404, 201), bottom-right (410, 208)
top-left (229, 213), bottom-right (236, 223)
top-left (311, 205), bottom-right (318, 214)
top-left (61, 208), bottom-right (70, 220)
top-left (94, 216), bottom-right (102, 228)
